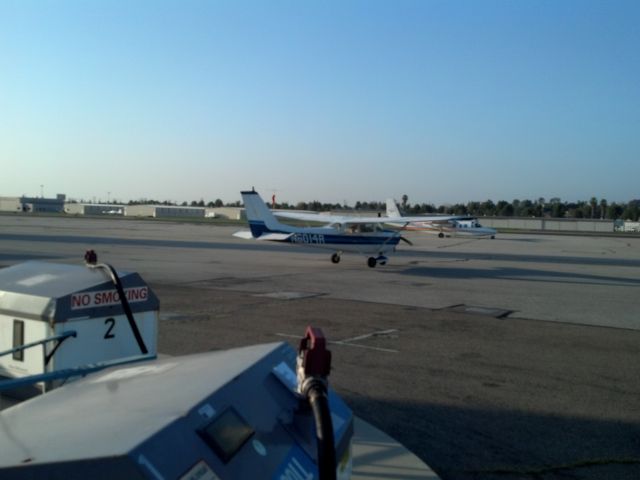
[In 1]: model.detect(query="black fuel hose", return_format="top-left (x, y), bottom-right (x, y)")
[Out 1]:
top-left (88, 262), bottom-right (149, 355)
top-left (307, 382), bottom-right (336, 480)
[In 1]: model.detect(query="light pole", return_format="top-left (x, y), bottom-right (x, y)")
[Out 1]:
top-left (40, 185), bottom-right (44, 198)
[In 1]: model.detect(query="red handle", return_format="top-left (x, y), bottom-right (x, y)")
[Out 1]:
top-left (298, 326), bottom-right (332, 377)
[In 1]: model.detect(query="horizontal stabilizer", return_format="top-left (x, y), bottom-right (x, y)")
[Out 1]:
top-left (232, 230), bottom-right (293, 241)
top-left (256, 233), bottom-right (293, 241)
top-left (233, 230), bottom-right (255, 239)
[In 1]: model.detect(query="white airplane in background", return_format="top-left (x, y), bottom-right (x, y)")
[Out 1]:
top-left (234, 189), bottom-right (420, 268)
top-left (385, 199), bottom-right (497, 239)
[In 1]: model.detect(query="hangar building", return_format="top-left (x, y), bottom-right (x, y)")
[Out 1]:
top-left (0, 195), bottom-right (66, 213)
top-left (125, 205), bottom-right (205, 218)
top-left (64, 204), bottom-right (124, 216)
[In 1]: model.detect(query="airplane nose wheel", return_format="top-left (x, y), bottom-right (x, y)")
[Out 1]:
top-left (367, 257), bottom-right (377, 268)
top-left (331, 253), bottom-right (341, 264)
top-left (438, 232), bottom-right (444, 238)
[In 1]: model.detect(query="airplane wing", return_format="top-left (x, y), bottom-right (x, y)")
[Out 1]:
top-left (388, 214), bottom-right (465, 224)
top-left (275, 211), bottom-right (401, 225)
top-left (273, 211), bottom-right (335, 223)
top-left (274, 211), bottom-right (387, 225)
top-left (385, 198), bottom-right (474, 224)
top-left (274, 210), bottom-right (466, 225)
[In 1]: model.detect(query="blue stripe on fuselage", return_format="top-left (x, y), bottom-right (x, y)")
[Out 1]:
top-left (249, 220), bottom-right (271, 237)
top-left (249, 221), bottom-right (400, 246)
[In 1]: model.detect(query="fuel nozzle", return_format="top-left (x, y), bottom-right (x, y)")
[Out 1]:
top-left (297, 326), bottom-right (332, 397)
top-left (297, 326), bottom-right (336, 480)
top-left (84, 249), bottom-right (98, 265)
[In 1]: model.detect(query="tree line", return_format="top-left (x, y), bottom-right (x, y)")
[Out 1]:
top-left (272, 197), bottom-right (639, 221)
top-left (75, 196), bottom-right (640, 221)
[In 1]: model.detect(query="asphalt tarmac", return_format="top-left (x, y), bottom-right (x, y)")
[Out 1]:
top-left (1, 215), bottom-right (639, 479)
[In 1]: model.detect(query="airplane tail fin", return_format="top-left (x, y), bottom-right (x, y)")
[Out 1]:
top-left (241, 189), bottom-right (289, 237)
top-left (386, 198), bottom-right (403, 217)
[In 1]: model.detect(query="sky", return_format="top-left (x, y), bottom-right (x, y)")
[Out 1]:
top-left (1, 0), bottom-right (639, 206)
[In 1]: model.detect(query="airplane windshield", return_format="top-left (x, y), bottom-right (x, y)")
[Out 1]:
top-left (347, 223), bottom-right (382, 234)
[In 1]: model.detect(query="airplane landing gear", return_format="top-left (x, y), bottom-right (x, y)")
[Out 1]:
top-left (438, 232), bottom-right (444, 238)
top-left (331, 253), bottom-right (341, 264)
top-left (367, 255), bottom-right (387, 268)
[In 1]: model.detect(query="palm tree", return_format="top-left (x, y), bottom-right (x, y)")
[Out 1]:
top-left (590, 197), bottom-right (597, 219)
top-left (600, 198), bottom-right (608, 219)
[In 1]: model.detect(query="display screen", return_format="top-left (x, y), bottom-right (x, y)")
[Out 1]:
top-left (199, 408), bottom-right (254, 463)
top-left (12, 320), bottom-right (24, 361)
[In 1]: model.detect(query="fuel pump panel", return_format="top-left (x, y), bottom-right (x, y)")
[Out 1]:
top-left (0, 342), bottom-right (353, 479)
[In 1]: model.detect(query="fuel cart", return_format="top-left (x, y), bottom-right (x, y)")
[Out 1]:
top-left (0, 260), bottom-right (158, 396)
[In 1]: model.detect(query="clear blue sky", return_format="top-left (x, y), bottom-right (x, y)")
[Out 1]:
top-left (1, 0), bottom-right (638, 206)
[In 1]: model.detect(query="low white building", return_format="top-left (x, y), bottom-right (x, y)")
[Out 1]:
top-left (205, 207), bottom-right (245, 220)
top-left (622, 221), bottom-right (640, 232)
top-left (65, 204), bottom-right (124, 215)
top-left (0, 197), bottom-right (22, 212)
top-left (0, 195), bottom-right (66, 213)
top-left (481, 217), bottom-right (615, 233)
top-left (125, 205), bottom-right (205, 218)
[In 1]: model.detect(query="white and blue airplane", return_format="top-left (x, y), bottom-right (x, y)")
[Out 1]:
top-left (233, 190), bottom-right (472, 267)
top-left (234, 189), bottom-right (415, 268)
top-left (385, 198), bottom-right (497, 239)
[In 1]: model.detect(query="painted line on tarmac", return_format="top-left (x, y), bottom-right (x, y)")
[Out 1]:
top-left (275, 329), bottom-right (399, 353)
top-left (336, 329), bottom-right (398, 344)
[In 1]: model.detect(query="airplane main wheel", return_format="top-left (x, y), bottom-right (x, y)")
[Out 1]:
top-left (438, 232), bottom-right (444, 238)
top-left (367, 257), bottom-right (377, 268)
top-left (331, 253), bottom-right (341, 264)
